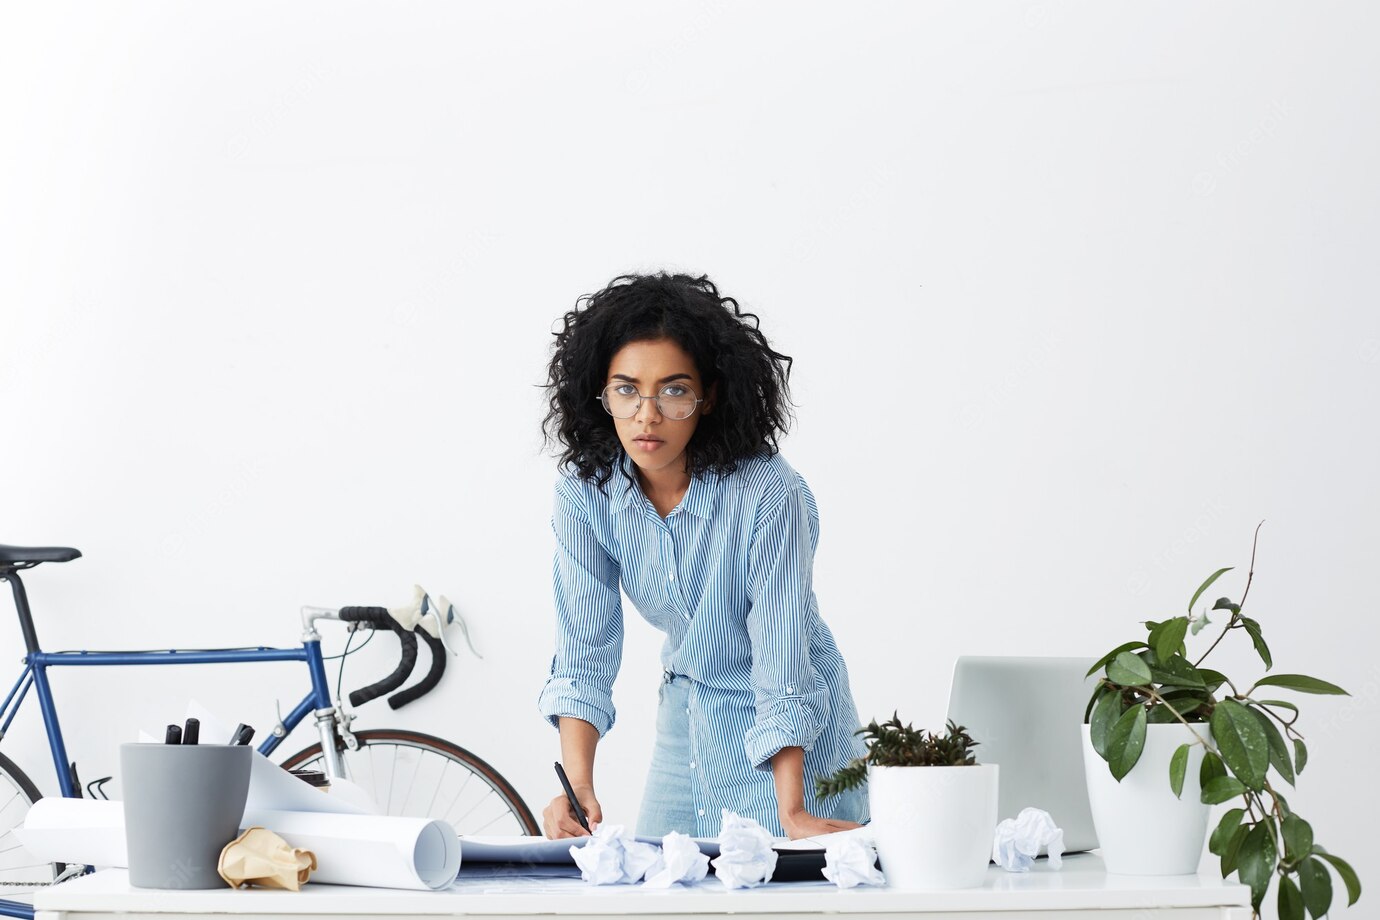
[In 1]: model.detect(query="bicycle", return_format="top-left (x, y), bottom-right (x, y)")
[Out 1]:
top-left (0, 543), bottom-right (539, 917)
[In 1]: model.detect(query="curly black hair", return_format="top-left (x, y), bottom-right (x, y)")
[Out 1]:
top-left (541, 271), bottom-right (795, 492)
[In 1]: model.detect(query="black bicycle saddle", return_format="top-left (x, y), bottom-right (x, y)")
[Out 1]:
top-left (0, 545), bottom-right (82, 565)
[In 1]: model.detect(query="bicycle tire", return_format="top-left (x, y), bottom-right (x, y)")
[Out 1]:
top-left (279, 729), bottom-right (539, 836)
top-left (0, 750), bottom-right (62, 887)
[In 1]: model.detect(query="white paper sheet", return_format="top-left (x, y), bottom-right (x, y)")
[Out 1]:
top-left (12, 798), bottom-right (127, 867)
top-left (243, 750), bottom-right (370, 815)
top-left (775, 826), bottom-right (873, 850)
top-left (241, 809), bottom-right (460, 890)
top-left (178, 701), bottom-right (380, 815)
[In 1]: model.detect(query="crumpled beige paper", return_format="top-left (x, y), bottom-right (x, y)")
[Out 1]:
top-left (219, 826), bottom-right (317, 890)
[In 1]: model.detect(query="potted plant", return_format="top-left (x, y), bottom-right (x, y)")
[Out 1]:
top-left (1084, 526), bottom-right (1362, 918)
top-left (817, 717), bottom-right (996, 889)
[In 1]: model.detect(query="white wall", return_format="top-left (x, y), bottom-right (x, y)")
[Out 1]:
top-left (2, 0), bottom-right (1376, 908)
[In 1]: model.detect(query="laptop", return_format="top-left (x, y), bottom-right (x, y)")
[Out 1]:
top-left (945, 656), bottom-right (1099, 854)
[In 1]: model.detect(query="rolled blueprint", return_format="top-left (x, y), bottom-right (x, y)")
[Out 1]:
top-left (13, 798), bottom-right (127, 867)
top-left (240, 809), bottom-right (460, 890)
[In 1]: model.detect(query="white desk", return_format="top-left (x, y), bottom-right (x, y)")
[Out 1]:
top-left (34, 854), bottom-right (1252, 920)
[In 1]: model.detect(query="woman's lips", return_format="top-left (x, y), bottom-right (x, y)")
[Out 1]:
top-left (634, 438), bottom-right (664, 452)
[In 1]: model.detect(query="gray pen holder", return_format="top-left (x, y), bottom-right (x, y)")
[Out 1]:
top-left (120, 742), bottom-right (252, 889)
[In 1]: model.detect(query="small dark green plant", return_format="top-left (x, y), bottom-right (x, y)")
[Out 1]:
top-left (1087, 525), bottom-right (1361, 919)
top-left (815, 715), bottom-right (978, 798)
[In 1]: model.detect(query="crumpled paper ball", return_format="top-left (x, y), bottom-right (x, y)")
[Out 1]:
top-left (992, 807), bottom-right (1064, 872)
top-left (569, 824), bottom-right (664, 885)
top-left (710, 810), bottom-right (778, 889)
top-left (621, 835), bottom-right (664, 883)
top-left (821, 836), bottom-right (886, 888)
top-left (644, 831), bottom-right (710, 888)
top-left (219, 826), bottom-right (316, 890)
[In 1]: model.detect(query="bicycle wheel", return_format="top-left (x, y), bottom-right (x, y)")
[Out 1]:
top-left (0, 751), bottom-right (60, 886)
top-left (280, 729), bottom-right (539, 836)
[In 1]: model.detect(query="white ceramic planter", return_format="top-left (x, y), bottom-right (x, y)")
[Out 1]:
top-left (868, 763), bottom-right (999, 889)
top-left (1081, 722), bottom-right (1211, 875)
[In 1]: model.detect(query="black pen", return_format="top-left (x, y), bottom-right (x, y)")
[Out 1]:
top-left (182, 718), bottom-right (200, 745)
top-left (230, 724), bottom-right (255, 746)
top-left (554, 762), bottom-right (590, 833)
top-left (164, 724), bottom-right (182, 745)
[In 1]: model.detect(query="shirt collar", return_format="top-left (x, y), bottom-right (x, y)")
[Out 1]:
top-left (609, 450), bottom-right (716, 519)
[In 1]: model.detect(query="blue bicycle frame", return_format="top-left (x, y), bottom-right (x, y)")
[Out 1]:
top-left (0, 563), bottom-right (361, 919)
top-left (0, 640), bottom-right (335, 800)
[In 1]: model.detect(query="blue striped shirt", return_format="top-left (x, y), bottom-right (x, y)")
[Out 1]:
top-left (537, 449), bottom-right (868, 836)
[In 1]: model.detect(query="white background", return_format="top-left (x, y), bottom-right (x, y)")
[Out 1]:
top-left (2, 1), bottom-right (1376, 911)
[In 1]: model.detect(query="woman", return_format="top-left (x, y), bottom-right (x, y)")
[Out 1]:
top-left (537, 271), bottom-right (867, 840)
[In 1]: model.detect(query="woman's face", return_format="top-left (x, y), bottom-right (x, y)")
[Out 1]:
top-left (604, 337), bottom-right (713, 481)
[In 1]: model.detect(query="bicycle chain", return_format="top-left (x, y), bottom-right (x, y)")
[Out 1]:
top-left (0, 865), bottom-right (84, 887)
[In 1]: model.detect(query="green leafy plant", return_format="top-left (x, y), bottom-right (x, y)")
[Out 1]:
top-left (1086, 525), bottom-right (1361, 919)
top-left (815, 715), bottom-right (978, 798)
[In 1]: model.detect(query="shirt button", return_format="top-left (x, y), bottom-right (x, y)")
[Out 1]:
top-left (698, 809), bottom-right (705, 817)
top-left (669, 571), bottom-right (676, 581)
top-left (786, 686), bottom-right (795, 694)
top-left (689, 761), bottom-right (696, 769)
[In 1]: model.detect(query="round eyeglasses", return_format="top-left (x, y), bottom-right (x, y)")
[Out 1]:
top-left (597, 383), bottom-right (703, 420)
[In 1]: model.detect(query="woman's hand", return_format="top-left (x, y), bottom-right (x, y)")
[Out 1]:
top-left (542, 784), bottom-right (602, 839)
top-left (547, 717), bottom-right (602, 838)
top-left (779, 806), bottom-right (863, 840)
top-left (770, 746), bottom-right (863, 839)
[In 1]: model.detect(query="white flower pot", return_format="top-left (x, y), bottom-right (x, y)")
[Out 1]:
top-left (1081, 722), bottom-right (1211, 875)
top-left (868, 763), bottom-right (999, 889)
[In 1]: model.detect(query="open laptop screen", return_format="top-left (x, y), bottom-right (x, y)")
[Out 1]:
top-left (946, 656), bottom-right (1099, 854)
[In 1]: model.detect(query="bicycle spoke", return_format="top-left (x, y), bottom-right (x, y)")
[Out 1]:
top-left (451, 786), bottom-right (498, 826)
top-left (440, 770), bottom-right (474, 823)
top-left (386, 744), bottom-right (399, 815)
top-left (0, 763), bottom-right (56, 885)
top-left (400, 744), bottom-right (425, 815)
top-left (281, 732), bottom-right (535, 836)
top-left (468, 808), bottom-right (512, 836)
top-left (425, 758), bottom-right (452, 817)
top-left (369, 744), bottom-right (382, 810)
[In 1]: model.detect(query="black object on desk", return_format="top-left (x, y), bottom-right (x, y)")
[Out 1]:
top-left (164, 724), bottom-right (182, 745)
top-left (554, 761), bottom-right (591, 832)
top-left (182, 718), bottom-right (200, 745)
top-left (230, 723), bottom-right (255, 746)
top-left (769, 848), bottom-right (829, 882)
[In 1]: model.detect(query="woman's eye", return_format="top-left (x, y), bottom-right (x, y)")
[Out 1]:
top-left (662, 385), bottom-right (687, 397)
top-left (613, 384), bottom-right (638, 396)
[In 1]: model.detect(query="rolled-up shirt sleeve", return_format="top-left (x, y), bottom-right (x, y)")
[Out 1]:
top-left (536, 479), bottom-right (624, 737)
top-left (742, 482), bottom-right (831, 770)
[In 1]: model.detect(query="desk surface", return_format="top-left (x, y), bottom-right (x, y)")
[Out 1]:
top-left (34, 854), bottom-right (1251, 918)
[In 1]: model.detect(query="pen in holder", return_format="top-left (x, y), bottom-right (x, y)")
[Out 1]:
top-left (120, 743), bottom-right (252, 889)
